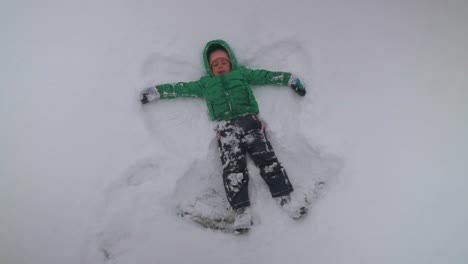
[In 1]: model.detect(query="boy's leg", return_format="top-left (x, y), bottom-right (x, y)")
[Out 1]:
top-left (242, 116), bottom-right (294, 197)
top-left (217, 126), bottom-right (250, 209)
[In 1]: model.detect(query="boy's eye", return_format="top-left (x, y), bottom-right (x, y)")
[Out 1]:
top-left (212, 58), bottom-right (230, 69)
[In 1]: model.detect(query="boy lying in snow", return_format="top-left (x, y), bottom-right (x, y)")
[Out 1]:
top-left (141, 39), bottom-right (307, 234)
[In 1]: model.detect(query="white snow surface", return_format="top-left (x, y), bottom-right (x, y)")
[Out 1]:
top-left (2, 0), bottom-right (468, 264)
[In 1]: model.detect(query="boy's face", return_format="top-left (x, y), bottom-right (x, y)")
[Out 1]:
top-left (211, 58), bottom-right (231, 76)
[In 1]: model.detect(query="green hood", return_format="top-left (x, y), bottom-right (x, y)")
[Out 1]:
top-left (203, 39), bottom-right (238, 77)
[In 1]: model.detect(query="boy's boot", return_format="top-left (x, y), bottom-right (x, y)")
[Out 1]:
top-left (232, 206), bottom-right (252, 234)
top-left (276, 193), bottom-right (309, 219)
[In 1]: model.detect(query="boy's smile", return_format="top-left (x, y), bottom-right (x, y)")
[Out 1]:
top-left (211, 58), bottom-right (231, 76)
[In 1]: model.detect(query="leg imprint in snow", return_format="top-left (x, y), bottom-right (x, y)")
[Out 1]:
top-left (84, 158), bottom-right (164, 263)
top-left (173, 142), bottom-right (241, 233)
top-left (277, 133), bottom-right (343, 204)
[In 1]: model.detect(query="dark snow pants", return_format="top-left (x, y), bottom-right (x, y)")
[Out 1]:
top-left (215, 114), bottom-right (294, 209)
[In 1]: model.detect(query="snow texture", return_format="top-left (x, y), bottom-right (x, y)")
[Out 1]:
top-left (1, 1), bottom-right (468, 264)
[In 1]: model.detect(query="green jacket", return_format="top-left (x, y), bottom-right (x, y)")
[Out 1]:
top-left (155, 39), bottom-right (292, 121)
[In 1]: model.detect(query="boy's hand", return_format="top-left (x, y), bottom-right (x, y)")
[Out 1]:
top-left (140, 86), bottom-right (160, 104)
top-left (289, 77), bottom-right (306, 96)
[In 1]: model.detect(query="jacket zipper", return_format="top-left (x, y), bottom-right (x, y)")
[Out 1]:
top-left (221, 75), bottom-right (232, 113)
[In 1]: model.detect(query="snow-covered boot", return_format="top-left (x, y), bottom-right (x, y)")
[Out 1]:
top-left (232, 207), bottom-right (252, 234)
top-left (276, 193), bottom-right (309, 219)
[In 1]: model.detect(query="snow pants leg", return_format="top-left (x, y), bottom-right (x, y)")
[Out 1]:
top-left (216, 115), bottom-right (294, 210)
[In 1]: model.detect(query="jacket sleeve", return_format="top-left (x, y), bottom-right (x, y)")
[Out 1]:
top-left (156, 80), bottom-right (204, 99)
top-left (240, 66), bottom-right (292, 86)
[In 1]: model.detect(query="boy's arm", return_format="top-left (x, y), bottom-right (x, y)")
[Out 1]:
top-left (241, 66), bottom-right (292, 86)
top-left (157, 80), bottom-right (204, 99)
top-left (141, 80), bottom-right (204, 104)
top-left (241, 66), bottom-right (306, 96)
